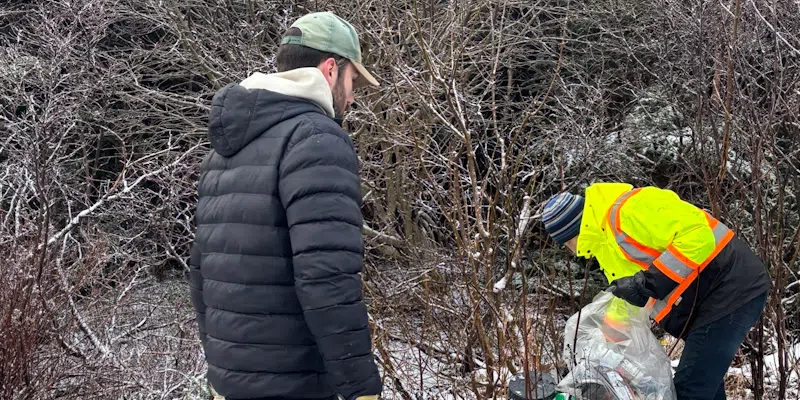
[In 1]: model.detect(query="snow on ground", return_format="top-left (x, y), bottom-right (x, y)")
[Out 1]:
top-left (92, 277), bottom-right (794, 400)
top-left (375, 305), bottom-right (567, 399)
top-left (663, 335), bottom-right (799, 400)
top-left (378, 339), bottom-right (475, 400)
top-left (378, 338), bottom-right (542, 400)
top-left (725, 342), bottom-right (800, 399)
top-left (379, 333), bottom-right (798, 400)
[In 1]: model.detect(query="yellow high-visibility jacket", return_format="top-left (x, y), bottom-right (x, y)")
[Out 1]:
top-left (575, 182), bottom-right (741, 336)
top-left (576, 182), bottom-right (718, 282)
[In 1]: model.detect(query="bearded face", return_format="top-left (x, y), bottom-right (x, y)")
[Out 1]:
top-left (332, 75), bottom-right (348, 119)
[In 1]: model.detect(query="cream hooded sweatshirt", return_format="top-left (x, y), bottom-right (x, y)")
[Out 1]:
top-left (239, 67), bottom-right (335, 118)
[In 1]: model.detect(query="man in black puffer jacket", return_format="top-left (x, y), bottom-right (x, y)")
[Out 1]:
top-left (188, 12), bottom-right (382, 400)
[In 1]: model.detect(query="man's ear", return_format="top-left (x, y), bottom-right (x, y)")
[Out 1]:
top-left (318, 57), bottom-right (337, 89)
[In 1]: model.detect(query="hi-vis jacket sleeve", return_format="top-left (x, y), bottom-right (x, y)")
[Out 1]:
top-left (620, 187), bottom-right (717, 299)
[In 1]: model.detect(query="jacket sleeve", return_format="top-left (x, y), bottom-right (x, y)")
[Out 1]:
top-left (188, 240), bottom-right (207, 346)
top-left (622, 187), bottom-right (717, 300)
top-left (278, 128), bottom-right (381, 399)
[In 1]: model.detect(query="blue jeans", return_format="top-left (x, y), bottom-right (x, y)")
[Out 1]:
top-left (673, 290), bottom-right (768, 400)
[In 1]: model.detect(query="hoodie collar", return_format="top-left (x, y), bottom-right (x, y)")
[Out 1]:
top-left (239, 67), bottom-right (335, 118)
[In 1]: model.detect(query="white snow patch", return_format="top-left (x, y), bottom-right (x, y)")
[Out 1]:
top-left (721, 341), bottom-right (800, 399)
top-left (493, 276), bottom-right (508, 293)
top-left (378, 339), bottom-right (476, 400)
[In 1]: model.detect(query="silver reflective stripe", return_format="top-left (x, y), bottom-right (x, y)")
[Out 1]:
top-left (618, 237), bottom-right (657, 265)
top-left (712, 222), bottom-right (730, 243)
top-left (646, 214), bottom-right (732, 321)
top-left (650, 299), bottom-right (667, 319)
top-left (656, 250), bottom-right (694, 279)
top-left (653, 218), bottom-right (732, 280)
top-left (649, 298), bottom-right (682, 319)
top-left (609, 204), bottom-right (620, 231)
top-left (608, 192), bottom-right (634, 233)
top-left (649, 286), bottom-right (680, 320)
top-left (610, 191), bottom-right (658, 266)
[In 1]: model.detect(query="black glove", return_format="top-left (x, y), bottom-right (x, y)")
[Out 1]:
top-left (606, 272), bottom-right (656, 307)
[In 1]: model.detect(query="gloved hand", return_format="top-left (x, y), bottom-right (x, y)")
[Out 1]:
top-left (606, 272), bottom-right (656, 307)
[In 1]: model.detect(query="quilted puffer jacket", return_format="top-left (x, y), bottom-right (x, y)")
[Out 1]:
top-left (188, 68), bottom-right (381, 400)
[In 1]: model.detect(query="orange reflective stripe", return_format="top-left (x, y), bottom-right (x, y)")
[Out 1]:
top-left (629, 237), bottom-right (662, 258)
top-left (617, 238), bottom-right (656, 268)
top-left (607, 190), bottom-right (737, 324)
top-left (712, 225), bottom-right (734, 248)
top-left (704, 230), bottom-right (734, 267)
top-left (654, 272), bottom-right (696, 321)
top-left (651, 245), bottom-right (699, 283)
top-left (610, 188), bottom-right (642, 235)
top-left (653, 219), bottom-right (735, 322)
top-left (609, 189), bottom-right (660, 269)
top-left (705, 212), bottom-right (719, 229)
top-left (666, 245), bottom-right (700, 269)
top-left (650, 292), bottom-right (674, 320)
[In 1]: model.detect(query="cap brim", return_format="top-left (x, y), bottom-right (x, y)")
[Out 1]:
top-left (352, 61), bottom-right (379, 88)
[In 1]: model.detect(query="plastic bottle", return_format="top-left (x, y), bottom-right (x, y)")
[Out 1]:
top-left (591, 346), bottom-right (652, 391)
top-left (616, 358), bottom-right (645, 385)
top-left (553, 393), bottom-right (576, 400)
top-left (590, 345), bottom-right (624, 369)
top-left (615, 358), bottom-right (665, 398)
top-left (601, 367), bottom-right (636, 400)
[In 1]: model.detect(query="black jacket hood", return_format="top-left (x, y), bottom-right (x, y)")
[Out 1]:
top-left (207, 83), bottom-right (331, 157)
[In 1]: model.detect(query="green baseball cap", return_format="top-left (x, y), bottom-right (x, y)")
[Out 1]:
top-left (281, 12), bottom-right (379, 88)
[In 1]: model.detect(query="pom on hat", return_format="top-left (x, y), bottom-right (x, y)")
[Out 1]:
top-left (541, 192), bottom-right (584, 245)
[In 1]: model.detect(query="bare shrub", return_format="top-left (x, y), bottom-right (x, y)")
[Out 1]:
top-left (0, 0), bottom-right (797, 398)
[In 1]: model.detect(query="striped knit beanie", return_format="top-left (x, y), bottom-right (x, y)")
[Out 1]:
top-left (542, 192), bottom-right (584, 245)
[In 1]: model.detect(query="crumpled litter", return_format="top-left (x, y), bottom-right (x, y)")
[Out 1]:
top-left (556, 291), bottom-right (677, 400)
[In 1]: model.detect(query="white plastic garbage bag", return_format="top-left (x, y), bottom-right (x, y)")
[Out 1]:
top-left (556, 291), bottom-right (676, 400)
